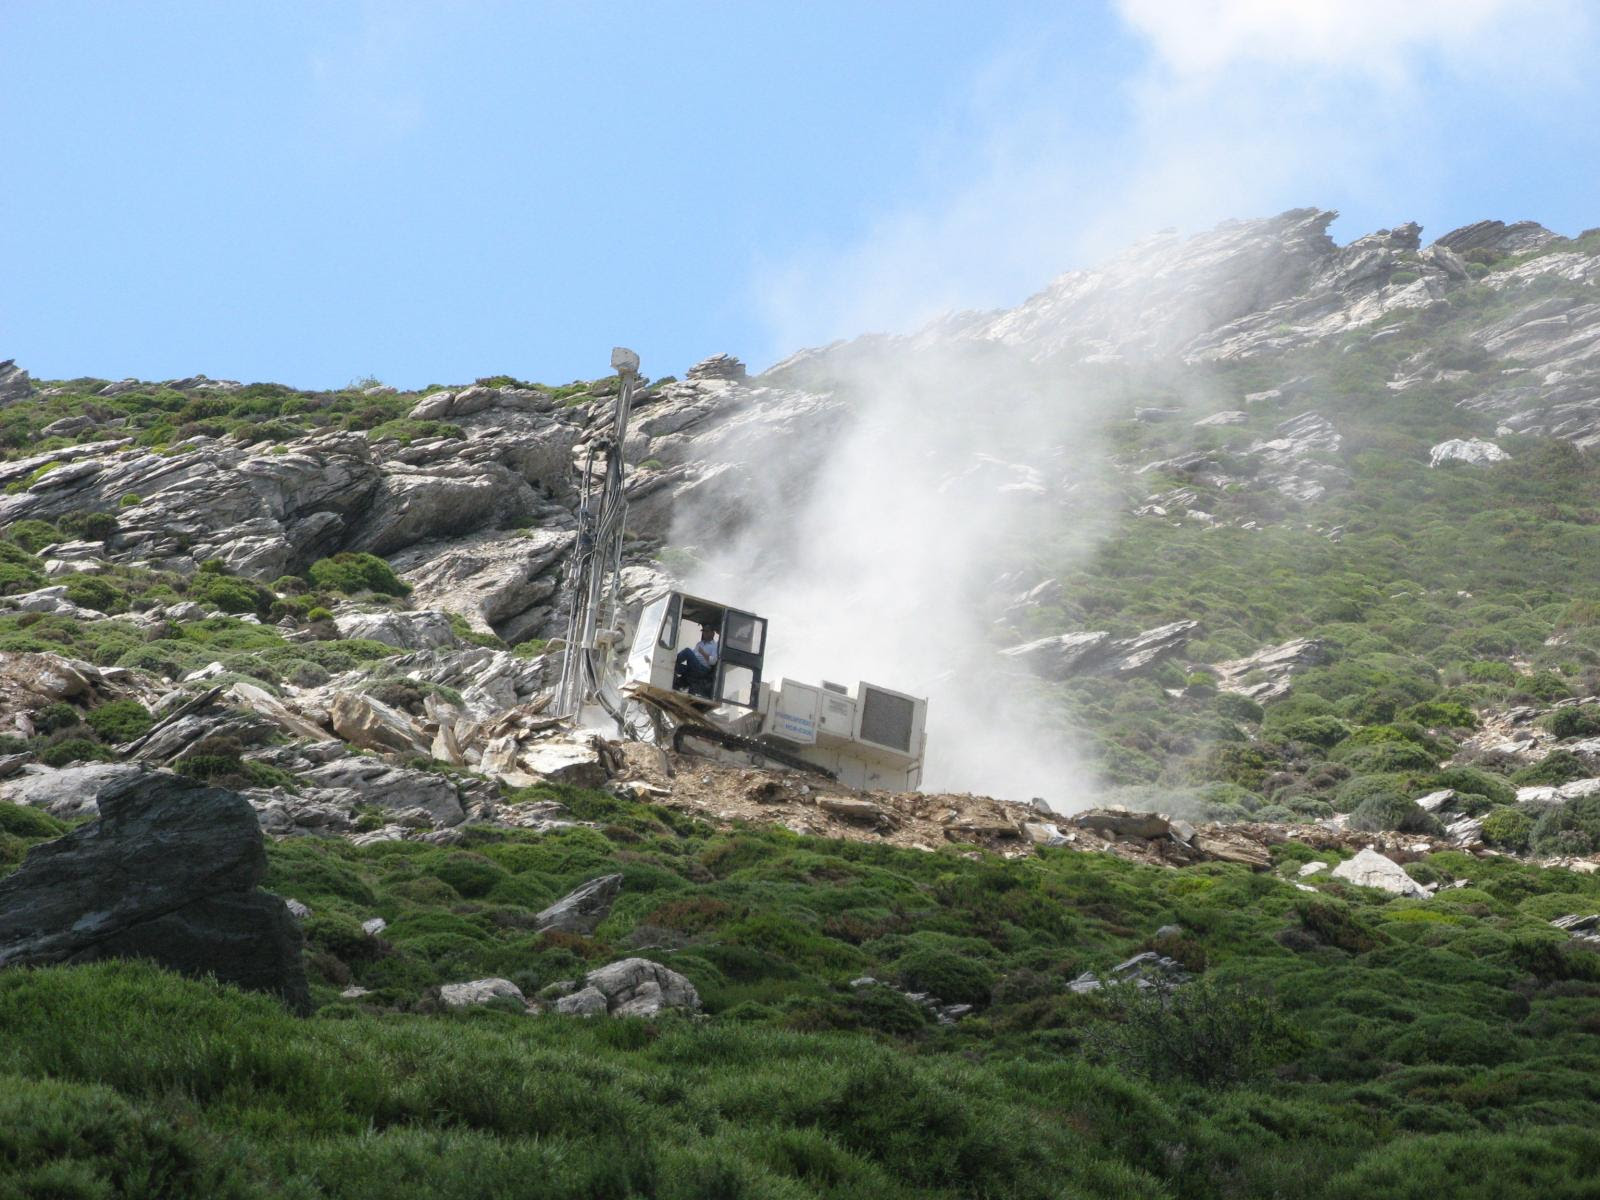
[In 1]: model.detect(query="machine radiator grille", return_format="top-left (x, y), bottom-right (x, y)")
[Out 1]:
top-left (859, 688), bottom-right (914, 752)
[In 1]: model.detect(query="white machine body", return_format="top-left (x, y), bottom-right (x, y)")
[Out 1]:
top-left (625, 590), bottom-right (927, 790)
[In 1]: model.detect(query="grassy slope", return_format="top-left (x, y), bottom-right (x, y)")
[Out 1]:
top-left (4, 790), bottom-right (1600, 1197)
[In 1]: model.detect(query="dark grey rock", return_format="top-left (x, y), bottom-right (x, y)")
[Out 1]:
top-left (0, 770), bottom-right (308, 1011)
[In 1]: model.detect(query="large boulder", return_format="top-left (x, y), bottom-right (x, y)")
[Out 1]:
top-left (1429, 438), bottom-right (1510, 468)
top-left (440, 977), bottom-right (528, 1010)
top-left (0, 770), bottom-right (309, 1011)
top-left (329, 692), bottom-right (431, 756)
top-left (560, 957), bottom-right (700, 1018)
top-left (1329, 848), bottom-right (1427, 898)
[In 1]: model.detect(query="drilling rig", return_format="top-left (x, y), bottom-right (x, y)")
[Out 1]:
top-left (553, 349), bottom-right (927, 791)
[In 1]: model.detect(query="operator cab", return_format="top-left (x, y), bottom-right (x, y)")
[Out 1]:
top-left (626, 591), bottom-right (766, 708)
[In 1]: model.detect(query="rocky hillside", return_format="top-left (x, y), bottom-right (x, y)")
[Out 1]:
top-left (1, 208), bottom-right (1598, 840)
top-left (3, 208), bottom-right (1600, 1196)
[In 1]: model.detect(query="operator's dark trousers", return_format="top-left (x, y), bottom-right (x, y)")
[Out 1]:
top-left (674, 650), bottom-right (714, 698)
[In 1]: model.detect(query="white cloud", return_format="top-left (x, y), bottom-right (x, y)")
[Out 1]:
top-left (1116, 0), bottom-right (1576, 81)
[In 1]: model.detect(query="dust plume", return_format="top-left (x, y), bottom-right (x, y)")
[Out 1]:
top-left (673, 341), bottom-right (1115, 807)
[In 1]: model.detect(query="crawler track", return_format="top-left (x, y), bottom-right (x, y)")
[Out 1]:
top-left (672, 724), bottom-right (837, 781)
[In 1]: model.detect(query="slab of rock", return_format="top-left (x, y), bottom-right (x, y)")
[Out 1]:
top-left (508, 736), bottom-right (609, 789)
top-left (0, 762), bottom-right (147, 820)
top-left (329, 692), bottom-right (431, 756)
top-left (1329, 848), bottom-right (1427, 898)
top-left (1212, 638), bottom-right (1326, 702)
top-left (819, 797), bottom-right (888, 825)
top-left (0, 360), bottom-right (33, 405)
top-left (1189, 834), bottom-right (1272, 869)
top-left (397, 529), bottom-right (573, 642)
top-left (534, 873), bottom-right (623, 934)
top-left (1000, 631), bottom-right (1111, 679)
top-left (298, 758), bottom-right (465, 827)
top-left (440, 977), bottom-right (528, 1010)
top-left (0, 770), bottom-right (308, 1011)
top-left (686, 353), bottom-right (748, 381)
top-left (578, 957), bottom-right (700, 1018)
top-left (1000, 621), bottom-right (1196, 681)
top-left (1415, 789), bottom-right (1457, 813)
top-left (1429, 438), bottom-right (1509, 468)
top-left (333, 610), bottom-right (461, 651)
top-left (226, 681), bottom-right (332, 743)
top-left (1068, 808), bottom-right (1173, 840)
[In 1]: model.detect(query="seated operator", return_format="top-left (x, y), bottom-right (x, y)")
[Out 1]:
top-left (672, 624), bottom-right (720, 698)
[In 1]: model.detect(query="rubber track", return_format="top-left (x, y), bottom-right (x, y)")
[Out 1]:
top-left (672, 724), bottom-right (837, 781)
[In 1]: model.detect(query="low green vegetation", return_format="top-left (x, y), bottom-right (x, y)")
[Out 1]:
top-left (307, 552), bottom-right (410, 598)
top-left (2, 783), bottom-right (1598, 1197)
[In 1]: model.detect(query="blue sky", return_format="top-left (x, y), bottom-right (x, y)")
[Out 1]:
top-left (4, 1), bottom-right (1597, 389)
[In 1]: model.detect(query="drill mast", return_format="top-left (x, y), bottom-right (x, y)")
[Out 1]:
top-left (553, 346), bottom-right (640, 718)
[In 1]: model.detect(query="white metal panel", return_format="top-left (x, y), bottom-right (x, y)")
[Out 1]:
top-left (817, 689), bottom-right (856, 737)
top-left (764, 679), bottom-right (820, 745)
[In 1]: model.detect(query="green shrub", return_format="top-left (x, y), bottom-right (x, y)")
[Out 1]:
top-left (188, 569), bottom-right (271, 616)
top-left (1213, 692), bottom-right (1263, 723)
top-left (5, 520), bottom-right (61, 554)
top-left (1296, 898), bottom-right (1385, 953)
top-left (1540, 707), bottom-right (1600, 739)
top-left (1401, 699), bottom-right (1478, 729)
top-left (1480, 807), bottom-right (1532, 852)
top-left (0, 559), bottom-right (45, 597)
top-left (0, 1074), bottom-right (241, 1199)
top-left (307, 552), bottom-right (409, 597)
top-left (1530, 795), bottom-right (1600, 856)
top-left (1511, 751), bottom-right (1588, 788)
top-left (57, 510), bottom-right (117, 542)
top-left (1348, 792), bottom-right (1443, 835)
top-left (119, 492), bottom-right (141, 507)
top-left (1335, 741), bottom-right (1439, 774)
top-left (365, 418), bottom-right (464, 444)
top-left (1433, 766), bottom-right (1516, 806)
top-left (891, 947), bottom-right (995, 1007)
top-left (1273, 715), bottom-right (1353, 748)
top-left (0, 804), bottom-right (64, 839)
top-left (31, 701), bottom-right (82, 735)
top-left (1325, 1128), bottom-right (1600, 1200)
top-left (63, 574), bottom-right (127, 614)
top-left (39, 738), bottom-right (110, 767)
top-left (85, 699), bottom-right (154, 744)
top-left (1090, 977), bottom-right (1296, 1088)
top-left (1515, 671), bottom-right (1573, 702)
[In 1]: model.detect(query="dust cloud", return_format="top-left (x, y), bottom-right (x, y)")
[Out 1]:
top-left (674, 340), bottom-right (1114, 808)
